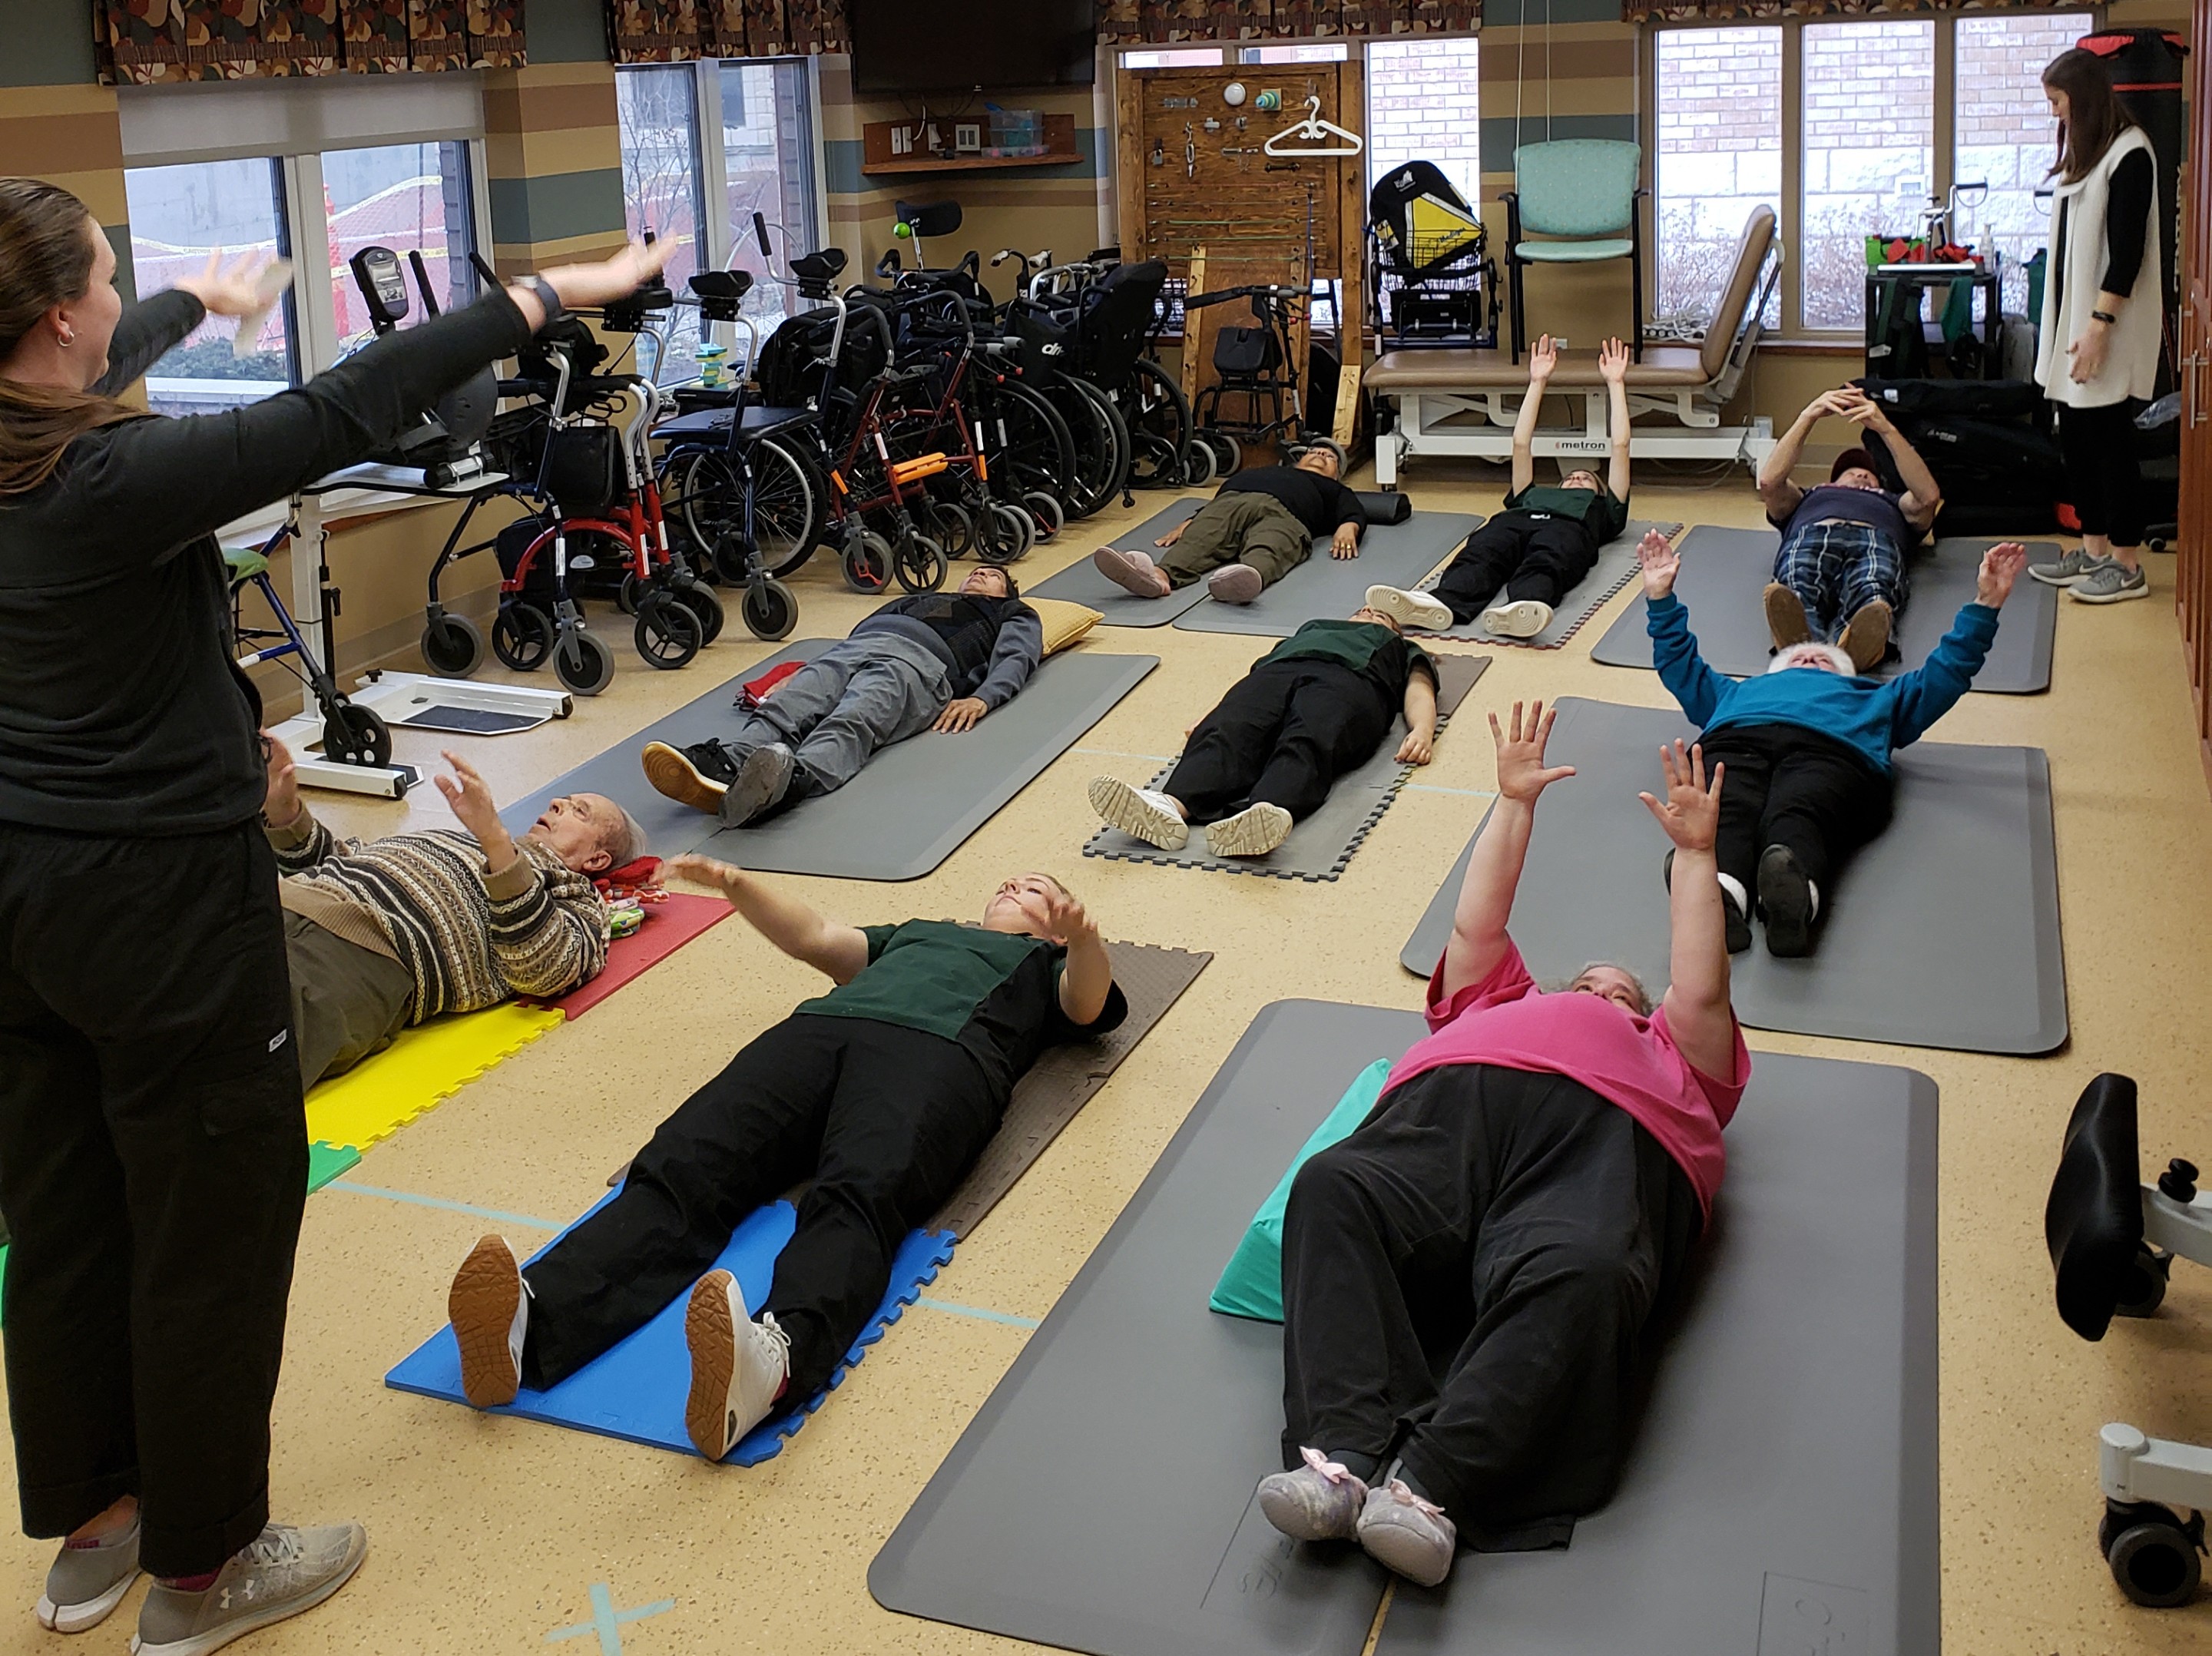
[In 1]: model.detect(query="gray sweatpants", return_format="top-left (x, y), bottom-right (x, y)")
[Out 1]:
top-left (717, 632), bottom-right (953, 798)
top-left (284, 912), bottom-right (415, 1090)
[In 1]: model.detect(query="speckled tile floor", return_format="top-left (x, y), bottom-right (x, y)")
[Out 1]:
top-left (6, 459), bottom-right (2210, 1654)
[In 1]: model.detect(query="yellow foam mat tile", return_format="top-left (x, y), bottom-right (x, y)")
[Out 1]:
top-left (304, 1003), bottom-right (565, 1152)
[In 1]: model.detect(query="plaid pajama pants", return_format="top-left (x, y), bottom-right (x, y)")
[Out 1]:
top-left (1773, 521), bottom-right (1908, 640)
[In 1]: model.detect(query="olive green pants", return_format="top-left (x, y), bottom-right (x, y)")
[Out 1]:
top-left (1156, 493), bottom-right (1315, 589)
top-left (284, 912), bottom-right (416, 1091)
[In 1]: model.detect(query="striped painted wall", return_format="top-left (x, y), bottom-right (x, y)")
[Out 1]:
top-left (482, 61), bottom-right (630, 276)
top-left (1478, 0), bottom-right (1638, 199)
top-left (0, 84), bottom-right (136, 304)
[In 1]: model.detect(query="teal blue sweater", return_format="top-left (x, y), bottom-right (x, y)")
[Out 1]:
top-left (1646, 593), bottom-right (2000, 773)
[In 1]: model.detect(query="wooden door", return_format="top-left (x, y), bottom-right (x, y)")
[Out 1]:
top-left (2182, 0), bottom-right (2212, 762)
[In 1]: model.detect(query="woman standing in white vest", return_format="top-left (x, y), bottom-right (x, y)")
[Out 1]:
top-left (2028, 46), bottom-right (2161, 605)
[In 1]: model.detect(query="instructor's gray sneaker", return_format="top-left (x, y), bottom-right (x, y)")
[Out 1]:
top-left (131, 1522), bottom-right (366, 1656)
top-left (38, 1521), bottom-right (141, 1632)
top-left (2069, 558), bottom-right (2150, 604)
top-left (2027, 547), bottom-right (2094, 587)
top-left (1257, 1449), bottom-right (1369, 1542)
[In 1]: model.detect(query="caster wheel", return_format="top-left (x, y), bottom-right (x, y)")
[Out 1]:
top-left (741, 578), bottom-right (799, 641)
top-left (2102, 1508), bottom-right (2204, 1608)
top-left (2116, 1244), bottom-right (2171, 1319)
top-left (554, 628), bottom-right (616, 696)
top-left (321, 703), bottom-right (392, 770)
top-left (421, 613), bottom-right (485, 677)
top-left (634, 594), bottom-right (703, 670)
top-left (618, 571), bottom-right (648, 616)
top-left (979, 502), bottom-right (1032, 565)
top-left (1180, 439), bottom-right (1217, 488)
top-left (895, 532), bottom-right (949, 593)
top-left (843, 532), bottom-right (892, 593)
top-left (928, 501), bottom-right (976, 558)
top-left (673, 581), bottom-right (725, 646)
top-left (1203, 431), bottom-right (1242, 474)
top-left (1022, 489), bottom-right (1065, 543)
top-left (491, 602), bottom-right (555, 672)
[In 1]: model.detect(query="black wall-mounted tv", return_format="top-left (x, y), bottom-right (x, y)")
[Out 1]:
top-left (849, 0), bottom-right (1097, 95)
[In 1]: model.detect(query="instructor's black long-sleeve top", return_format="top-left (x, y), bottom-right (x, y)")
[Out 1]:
top-left (0, 288), bottom-right (534, 836)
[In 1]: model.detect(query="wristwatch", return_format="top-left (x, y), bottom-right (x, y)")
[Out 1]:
top-left (2091, 309), bottom-right (2118, 326)
top-left (514, 273), bottom-right (568, 331)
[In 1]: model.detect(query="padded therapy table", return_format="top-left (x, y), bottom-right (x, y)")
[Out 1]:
top-left (871, 999), bottom-right (1939, 1656)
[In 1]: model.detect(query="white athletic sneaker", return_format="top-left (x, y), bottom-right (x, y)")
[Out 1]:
top-left (684, 1270), bottom-right (792, 1462)
top-left (1257, 1449), bottom-right (1369, 1542)
top-left (131, 1522), bottom-right (367, 1656)
top-left (448, 1235), bottom-right (528, 1409)
top-left (1356, 1479), bottom-right (1457, 1587)
top-left (1363, 584), bottom-right (1454, 632)
top-left (1481, 598), bottom-right (1553, 639)
top-left (38, 1521), bottom-right (141, 1633)
top-left (1204, 802), bottom-right (1294, 859)
top-left (1088, 775), bottom-right (1189, 850)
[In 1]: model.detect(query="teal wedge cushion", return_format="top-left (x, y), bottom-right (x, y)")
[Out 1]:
top-left (1515, 238), bottom-right (1634, 263)
top-left (1209, 1057), bottom-right (1393, 1323)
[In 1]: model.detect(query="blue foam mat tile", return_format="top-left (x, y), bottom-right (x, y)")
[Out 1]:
top-left (385, 1197), bottom-right (957, 1464)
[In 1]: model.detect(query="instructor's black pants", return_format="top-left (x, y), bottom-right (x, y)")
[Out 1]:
top-left (2056, 399), bottom-right (2145, 548)
top-left (1698, 723), bottom-right (1894, 901)
top-left (1280, 1063), bottom-right (1699, 1533)
top-left (1163, 659), bottom-right (1392, 824)
top-left (1431, 514), bottom-right (1598, 624)
top-left (0, 822), bottom-right (306, 1577)
top-left (522, 1015), bottom-right (1003, 1398)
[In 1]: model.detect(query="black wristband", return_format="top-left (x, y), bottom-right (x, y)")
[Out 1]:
top-left (515, 273), bottom-right (568, 332)
top-left (2091, 309), bottom-right (2118, 325)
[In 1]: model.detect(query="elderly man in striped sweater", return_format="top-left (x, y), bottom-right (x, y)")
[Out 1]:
top-left (260, 734), bottom-right (641, 1088)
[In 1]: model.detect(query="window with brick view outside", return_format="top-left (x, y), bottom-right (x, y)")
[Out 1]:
top-left (1654, 27), bottom-right (1781, 333)
top-left (1367, 37), bottom-right (1482, 210)
top-left (1801, 18), bottom-right (1936, 329)
top-left (1956, 12), bottom-right (2091, 316)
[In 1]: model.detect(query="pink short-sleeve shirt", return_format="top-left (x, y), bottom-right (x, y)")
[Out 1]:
top-left (1384, 940), bottom-right (1751, 1218)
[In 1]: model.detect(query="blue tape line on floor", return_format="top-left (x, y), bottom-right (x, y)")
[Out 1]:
top-left (915, 1296), bottom-right (1043, 1330)
top-left (326, 1180), bottom-right (565, 1232)
top-left (544, 1583), bottom-right (674, 1651)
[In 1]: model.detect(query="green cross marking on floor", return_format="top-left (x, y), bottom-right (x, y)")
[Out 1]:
top-left (544, 1583), bottom-right (674, 1653)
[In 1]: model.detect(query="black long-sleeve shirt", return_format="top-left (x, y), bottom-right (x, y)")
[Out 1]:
top-left (2051, 147), bottom-right (2155, 310)
top-left (1215, 464), bottom-right (1365, 538)
top-left (0, 288), bottom-right (535, 836)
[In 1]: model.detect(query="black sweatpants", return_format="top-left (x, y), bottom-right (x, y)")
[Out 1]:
top-left (1162, 660), bottom-right (1393, 824)
top-left (1280, 1063), bottom-right (1699, 1533)
top-left (2056, 399), bottom-right (2145, 548)
top-left (1431, 514), bottom-right (1599, 624)
top-left (0, 822), bottom-right (306, 1578)
top-left (521, 1015), bottom-right (1003, 1398)
top-left (1698, 723), bottom-right (1894, 900)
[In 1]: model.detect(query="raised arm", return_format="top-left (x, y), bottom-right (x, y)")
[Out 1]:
top-left (1441, 700), bottom-right (1577, 1001)
top-left (1510, 334), bottom-right (1559, 495)
top-left (668, 853), bottom-right (871, 983)
top-left (1038, 883), bottom-right (1116, 1026)
top-left (1757, 390), bottom-right (1846, 522)
top-left (260, 731), bottom-right (351, 869)
top-left (1598, 336), bottom-right (1632, 500)
top-left (1638, 532), bottom-right (1727, 726)
top-left (1885, 543), bottom-right (2021, 746)
top-left (1637, 740), bottom-right (1737, 1078)
top-left (1838, 389), bottom-right (1941, 532)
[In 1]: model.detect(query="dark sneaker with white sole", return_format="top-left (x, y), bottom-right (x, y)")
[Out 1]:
top-left (641, 740), bottom-right (729, 814)
top-left (38, 1522), bottom-right (141, 1633)
top-left (131, 1522), bottom-right (367, 1656)
top-left (1757, 843), bottom-right (1818, 957)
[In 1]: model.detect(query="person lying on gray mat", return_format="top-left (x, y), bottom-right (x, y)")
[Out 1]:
top-left (1258, 704), bottom-right (1747, 1586)
top-left (1086, 605), bottom-right (1437, 858)
top-left (1366, 333), bottom-right (1632, 640)
top-left (443, 856), bottom-right (1125, 1462)
top-left (1641, 531), bottom-right (2028, 956)
top-left (641, 564), bottom-right (1041, 826)
top-left (261, 735), bottom-right (632, 1088)
top-left (1088, 446), bottom-right (1362, 605)
top-left (1757, 386), bottom-right (1943, 673)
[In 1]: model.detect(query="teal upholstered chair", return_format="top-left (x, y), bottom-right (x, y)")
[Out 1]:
top-left (1503, 140), bottom-right (1647, 363)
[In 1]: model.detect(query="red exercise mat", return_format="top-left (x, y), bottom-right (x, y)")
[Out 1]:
top-left (534, 893), bottom-right (734, 1018)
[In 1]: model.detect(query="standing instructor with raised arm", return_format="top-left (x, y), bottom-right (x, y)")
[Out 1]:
top-left (0, 175), bottom-right (664, 1656)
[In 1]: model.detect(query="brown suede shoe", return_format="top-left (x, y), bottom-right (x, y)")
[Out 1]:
top-left (1763, 582), bottom-right (1813, 651)
top-left (1838, 599), bottom-right (1892, 674)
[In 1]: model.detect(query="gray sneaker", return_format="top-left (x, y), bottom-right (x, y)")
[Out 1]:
top-left (131, 1522), bottom-right (366, 1656)
top-left (2069, 558), bottom-right (2150, 604)
top-left (2028, 547), bottom-right (2094, 587)
top-left (38, 1521), bottom-right (142, 1632)
top-left (1257, 1449), bottom-right (1369, 1542)
top-left (719, 743), bottom-right (796, 826)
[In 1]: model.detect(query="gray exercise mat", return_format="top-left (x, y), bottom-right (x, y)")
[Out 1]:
top-left (1412, 520), bottom-right (1683, 647)
top-left (500, 644), bottom-right (1156, 881)
top-left (1396, 697), bottom-right (2066, 1055)
top-left (1588, 525), bottom-right (2059, 693)
top-left (1376, 1041), bottom-right (1939, 1656)
top-left (872, 1000), bottom-right (1940, 1656)
top-left (1173, 512), bottom-right (1484, 638)
top-left (1083, 654), bottom-right (1488, 882)
top-left (1027, 499), bottom-right (1215, 625)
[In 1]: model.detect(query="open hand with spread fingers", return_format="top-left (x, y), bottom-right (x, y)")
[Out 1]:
top-left (1637, 739), bottom-right (1723, 853)
top-left (1637, 528), bottom-right (1680, 599)
top-left (1598, 336), bottom-right (1631, 384)
top-left (1527, 333), bottom-right (1561, 385)
top-left (1490, 699), bottom-right (1576, 805)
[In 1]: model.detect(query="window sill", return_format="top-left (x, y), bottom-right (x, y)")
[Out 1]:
top-left (1756, 338), bottom-right (1863, 358)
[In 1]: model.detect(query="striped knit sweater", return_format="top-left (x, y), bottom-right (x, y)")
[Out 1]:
top-left (269, 808), bottom-right (608, 1022)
